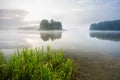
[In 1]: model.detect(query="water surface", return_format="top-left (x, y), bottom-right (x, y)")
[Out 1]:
top-left (0, 29), bottom-right (120, 58)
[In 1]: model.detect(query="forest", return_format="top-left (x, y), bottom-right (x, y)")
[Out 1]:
top-left (90, 20), bottom-right (120, 30)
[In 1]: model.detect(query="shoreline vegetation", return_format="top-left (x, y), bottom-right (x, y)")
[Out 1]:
top-left (0, 46), bottom-right (120, 80)
top-left (0, 46), bottom-right (73, 80)
top-left (90, 20), bottom-right (120, 30)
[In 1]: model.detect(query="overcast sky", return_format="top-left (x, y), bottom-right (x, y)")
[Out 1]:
top-left (0, 0), bottom-right (120, 28)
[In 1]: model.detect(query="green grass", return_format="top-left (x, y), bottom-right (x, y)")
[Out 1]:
top-left (0, 46), bottom-right (73, 80)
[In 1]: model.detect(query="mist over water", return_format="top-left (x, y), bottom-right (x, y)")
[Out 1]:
top-left (0, 28), bottom-right (120, 58)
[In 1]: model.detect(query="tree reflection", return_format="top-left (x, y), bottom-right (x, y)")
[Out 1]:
top-left (90, 31), bottom-right (120, 41)
top-left (40, 31), bottom-right (62, 41)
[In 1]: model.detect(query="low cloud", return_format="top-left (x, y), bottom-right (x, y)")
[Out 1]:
top-left (0, 9), bottom-right (29, 29)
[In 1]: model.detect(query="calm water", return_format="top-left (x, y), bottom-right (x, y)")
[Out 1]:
top-left (0, 29), bottom-right (120, 57)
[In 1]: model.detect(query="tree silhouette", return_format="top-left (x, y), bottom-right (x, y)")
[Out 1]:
top-left (39, 19), bottom-right (63, 30)
top-left (90, 20), bottom-right (120, 30)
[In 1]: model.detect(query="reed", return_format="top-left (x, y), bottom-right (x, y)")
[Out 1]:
top-left (0, 46), bottom-right (73, 80)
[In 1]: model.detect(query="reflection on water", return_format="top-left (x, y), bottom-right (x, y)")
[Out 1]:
top-left (0, 30), bottom-right (120, 57)
top-left (0, 30), bottom-right (36, 49)
top-left (90, 31), bottom-right (120, 41)
top-left (40, 31), bottom-right (62, 41)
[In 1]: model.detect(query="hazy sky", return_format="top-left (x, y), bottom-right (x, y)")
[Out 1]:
top-left (0, 0), bottom-right (120, 27)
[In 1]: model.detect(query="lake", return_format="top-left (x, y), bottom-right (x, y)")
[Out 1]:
top-left (1, 29), bottom-right (120, 58)
top-left (1, 29), bottom-right (120, 80)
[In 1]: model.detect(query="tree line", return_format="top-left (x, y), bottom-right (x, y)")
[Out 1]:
top-left (90, 20), bottom-right (120, 30)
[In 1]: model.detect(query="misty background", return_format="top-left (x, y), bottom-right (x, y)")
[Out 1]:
top-left (0, 0), bottom-right (120, 30)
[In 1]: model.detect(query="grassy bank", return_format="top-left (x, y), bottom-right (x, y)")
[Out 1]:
top-left (0, 46), bottom-right (73, 80)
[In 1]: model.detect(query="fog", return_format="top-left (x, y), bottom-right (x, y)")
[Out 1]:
top-left (0, 0), bottom-right (120, 29)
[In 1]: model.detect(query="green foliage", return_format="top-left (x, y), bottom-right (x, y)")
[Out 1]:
top-left (0, 51), bottom-right (5, 66)
top-left (0, 51), bottom-right (9, 80)
top-left (0, 46), bottom-right (73, 80)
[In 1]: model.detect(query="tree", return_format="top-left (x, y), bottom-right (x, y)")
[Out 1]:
top-left (39, 19), bottom-right (49, 30)
top-left (39, 19), bottom-right (63, 30)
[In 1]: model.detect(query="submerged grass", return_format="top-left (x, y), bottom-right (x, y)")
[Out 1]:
top-left (64, 51), bottom-right (120, 80)
top-left (0, 46), bottom-right (73, 80)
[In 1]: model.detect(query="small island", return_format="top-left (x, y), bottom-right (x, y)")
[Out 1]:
top-left (90, 20), bottom-right (120, 30)
top-left (39, 19), bottom-right (63, 30)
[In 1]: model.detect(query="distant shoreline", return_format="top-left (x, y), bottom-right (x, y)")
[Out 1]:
top-left (90, 20), bottom-right (120, 31)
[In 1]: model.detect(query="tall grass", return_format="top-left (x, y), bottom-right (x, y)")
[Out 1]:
top-left (0, 46), bottom-right (73, 80)
top-left (0, 51), bottom-right (9, 79)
